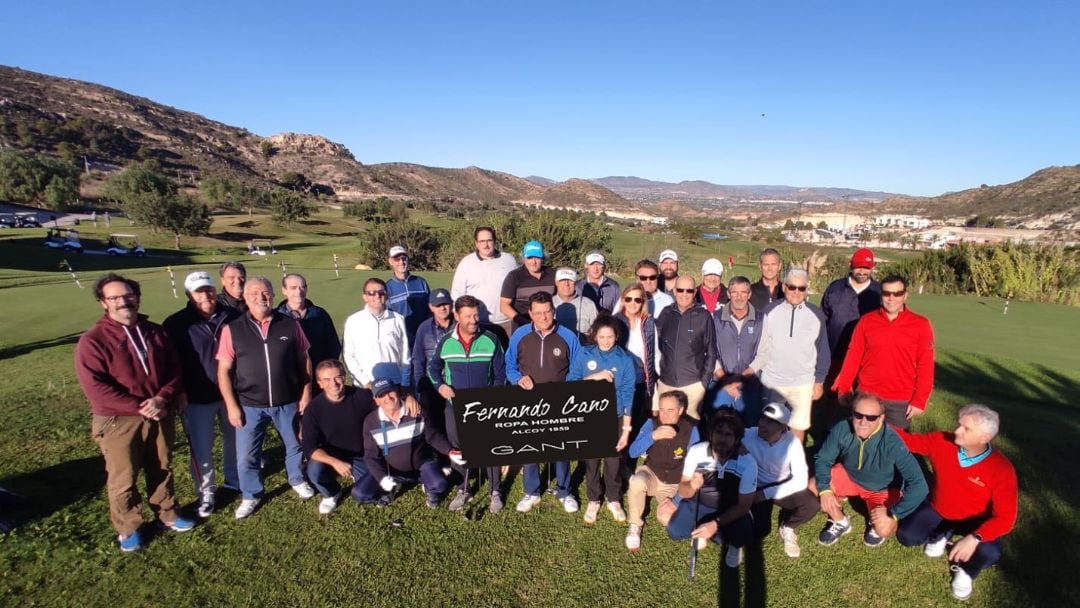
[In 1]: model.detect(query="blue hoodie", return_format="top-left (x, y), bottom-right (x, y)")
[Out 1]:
top-left (567, 344), bottom-right (636, 418)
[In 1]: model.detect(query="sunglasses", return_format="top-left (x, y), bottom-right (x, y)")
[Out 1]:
top-left (674, 288), bottom-right (696, 294)
top-left (623, 296), bottom-right (645, 304)
top-left (785, 284), bottom-right (808, 292)
top-left (637, 274), bottom-right (658, 281)
top-left (365, 290), bottom-right (387, 297)
top-left (851, 411), bottom-right (882, 422)
top-left (881, 289), bottom-right (907, 297)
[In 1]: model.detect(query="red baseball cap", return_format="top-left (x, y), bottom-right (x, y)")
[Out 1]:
top-left (851, 248), bottom-right (875, 269)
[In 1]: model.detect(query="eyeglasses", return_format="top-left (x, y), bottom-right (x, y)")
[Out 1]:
top-left (881, 289), bottom-right (907, 297)
top-left (476, 238), bottom-right (494, 244)
top-left (785, 284), bottom-right (808, 292)
top-left (851, 411), bottom-right (882, 422)
top-left (637, 274), bottom-right (658, 281)
top-left (103, 294), bottom-right (137, 303)
top-left (623, 296), bottom-right (645, 304)
top-left (365, 290), bottom-right (387, 297)
top-left (674, 288), bottom-right (696, 294)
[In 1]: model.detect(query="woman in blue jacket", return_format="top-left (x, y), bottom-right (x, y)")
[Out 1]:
top-left (569, 315), bottom-right (635, 525)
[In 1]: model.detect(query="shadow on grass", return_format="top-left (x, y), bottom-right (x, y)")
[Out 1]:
top-left (934, 355), bottom-right (1080, 605)
top-left (716, 540), bottom-right (767, 607)
top-left (0, 332), bottom-right (81, 361)
top-left (0, 456), bottom-right (103, 531)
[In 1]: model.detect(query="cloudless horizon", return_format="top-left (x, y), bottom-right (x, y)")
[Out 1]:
top-left (3, 1), bottom-right (1079, 197)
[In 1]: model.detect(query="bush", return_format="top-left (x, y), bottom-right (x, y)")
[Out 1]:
top-left (0, 150), bottom-right (80, 205)
top-left (358, 222), bottom-right (441, 271)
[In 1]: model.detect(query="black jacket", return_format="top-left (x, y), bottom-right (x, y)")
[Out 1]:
top-left (656, 304), bottom-right (716, 387)
top-left (163, 302), bottom-right (238, 403)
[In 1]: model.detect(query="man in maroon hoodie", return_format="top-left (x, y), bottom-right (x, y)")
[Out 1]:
top-left (74, 273), bottom-right (195, 552)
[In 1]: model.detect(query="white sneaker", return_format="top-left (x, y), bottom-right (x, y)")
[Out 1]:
top-left (626, 523), bottom-right (642, 552)
top-left (925, 535), bottom-right (948, 558)
top-left (234, 497), bottom-right (260, 520)
top-left (292, 482), bottom-right (315, 500)
top-left (950, 565), bottom-right (973, 601)
top-left (561, 495), bottom-right (579, 513)
top-left (196, 491), bottom-right (215, 518)
top-left (606, 501), bottom-right (627, 522)
top-left (516, 494), bottom-right (542, 513)
top-left (778, 525), bottom-right (801, 558)
top-left (725, 545), bottom-right (743, 568)
top-left (318, 493), bottom-right (341, 515)
top-left (583, 501), bottom-right (601, 525)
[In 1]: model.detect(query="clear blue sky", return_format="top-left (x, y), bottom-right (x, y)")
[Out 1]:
top-left (4, 1), bottom-right (1078, 196)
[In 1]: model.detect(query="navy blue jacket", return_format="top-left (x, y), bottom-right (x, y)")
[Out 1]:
top-left (276, 299), bottom-right (341, 370)
top-left (412, 316), bottom-right (454, 390)
top-left (820, 277), bottom-right (881, 363)
top-left (163, 302), bottom-right (238, 403)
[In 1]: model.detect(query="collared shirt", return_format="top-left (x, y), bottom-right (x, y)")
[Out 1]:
top-left (959, 445), bottom-right (993, 468)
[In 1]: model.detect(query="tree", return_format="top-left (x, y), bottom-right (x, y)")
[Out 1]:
top-left (259, 140), bottom-right (276, 158)
top-left (103, 162), bottom-right (176, 205)
top-left (0, 150), bottom-right (79, 204)
top-left (278, 172), bottom-right (310, 192)
top-left (44, 175), bottom-right (79, 210)
top-left (269, 188), bottom-right (310, 225)
top-left (160, 194), bottom-right (213, 249)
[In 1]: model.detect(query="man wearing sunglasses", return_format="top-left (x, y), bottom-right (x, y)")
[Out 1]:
top-left (810, 393), bottom-right (927, 548)
top-left (832, 274), bottom-right (935, 430)
top-left (343, 277), bottom-right (411, 391)
top-left (630, 259), bottom-right (673, 318)
top-left (655, 275), bottom-right (716, 420)
top-left (747, 268), bottom-right (830, 442)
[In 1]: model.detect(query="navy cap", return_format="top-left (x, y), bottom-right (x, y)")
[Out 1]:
top-left (372, 377), bottom-right (397, 397)
top-left (429, 288), bottom-right (452, 306)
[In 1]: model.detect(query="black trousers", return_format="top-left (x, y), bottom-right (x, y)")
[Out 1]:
top-left (584, 456), bottom-right (624, 503)
top-left (751, 489), bottom-right (819, 538)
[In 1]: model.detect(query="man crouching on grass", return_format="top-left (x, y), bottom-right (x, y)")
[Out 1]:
top-left (356, 377), bottom-right (462, 509)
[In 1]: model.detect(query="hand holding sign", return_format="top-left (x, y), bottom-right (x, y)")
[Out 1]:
top-left (449, 450), bottom-right (467, 466)
top-left (517, 376), bottom-right (535, 390)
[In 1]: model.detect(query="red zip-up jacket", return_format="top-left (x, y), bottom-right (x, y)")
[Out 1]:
top-left (894, 429), bottom-right (1018, 542)
top-left (832, 306), bottom-right (935, 410)
top-left (75, 314), bottom-right (183, 416)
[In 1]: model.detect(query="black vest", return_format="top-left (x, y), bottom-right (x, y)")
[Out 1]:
top-left (700, 456), bottom-right (747, 511)
top-left (229, 312), bottom-right (301, 407)
top-left (646, 415), bottom-right (697, 485)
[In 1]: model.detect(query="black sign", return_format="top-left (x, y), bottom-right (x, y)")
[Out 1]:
top-left (451, 380), bottom-right (619, 468)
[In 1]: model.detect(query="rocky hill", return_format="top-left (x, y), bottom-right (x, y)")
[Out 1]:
top-left (0, 65), bottom-right (631, 210)
top-left (882, 165), bottom-right (1080, 229)
top-left (590, 176), bottom-right (900, 203)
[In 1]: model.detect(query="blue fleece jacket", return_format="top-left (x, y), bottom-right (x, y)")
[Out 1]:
top-left (567, 344), bottom-right (636, 417)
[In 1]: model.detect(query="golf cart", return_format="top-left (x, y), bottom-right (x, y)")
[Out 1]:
top-left (15, 213), bottom-right (41, 228)
top-left (105, 233), bottom-right (146, 257)
top-left (0, 214), bottom-right (14, 229)
top-left (248, 238), bottom-right (277, 256)
top-left (43, 228), bottom-right (83, 253)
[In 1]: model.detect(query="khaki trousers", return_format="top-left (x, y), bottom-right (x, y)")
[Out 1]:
top-left (626, 465), bottom-right (679, 526)
top-left (92, 414), bottom-right (178, 536)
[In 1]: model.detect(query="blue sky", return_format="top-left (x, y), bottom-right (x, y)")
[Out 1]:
top-left (4, 1), bottom-right (1078, 196)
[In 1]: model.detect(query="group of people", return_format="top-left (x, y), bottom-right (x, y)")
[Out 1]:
top-left (74, 226), bottom-right (1017, 601)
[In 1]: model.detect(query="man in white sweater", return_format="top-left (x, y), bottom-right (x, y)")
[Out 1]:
top-left (343, 278), bottom-right (410, 389)
top-left (742, 402), bottom-right (817, 558)
top-left (450, 226), bottom-right (519, 337)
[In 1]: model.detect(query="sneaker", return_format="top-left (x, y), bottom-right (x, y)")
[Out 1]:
top-left (425, 495), bottom-right (440, 509)
top-left (375, 494), bottom-right (393, 508)
top-left (516, 494), bottom-right (542, 513)
top-left (625, 523), bottom-right (642, 552)
top-left (196, 491), bottom-right (215, 518)
top-left (234, 498), bottom-right (260, 520)
top-left (561, 495), bottom-right (580, 514)
top-left (864, 526), bottom-right (886, 548)
top-left (925, 535), bottom-right (948, 558)
top-left (489, 493), bottom-right (504, 514)
top-left (725, 545), bottom-right (743, 568)
top-left (818, 518), bottom-right (852, 546)
top-left (778, 525), bottom-right (801, 558)
top-left (606, 501), bottom-right (627, 523)
top-left (950, 565), bottom-right (973, 601)
top-left (318, 493), bottom-right (341, 515)
top-left (448, 490), bottom-right (471, 512)
top-left (118, 530), bottom-right (143, 552)
top-left (162, 516), bottom-right (196, 532)
top-left (291, 482), bottom-right (315, 500)
top-left (583, 501), bottom-right (601, 525)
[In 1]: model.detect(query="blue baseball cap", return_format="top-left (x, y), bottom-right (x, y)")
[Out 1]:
top-left (523, 240), bottom-right (545, 259)
top-left (429, 288), bottom-right (452, 306)
top-left (372, 377), bottom-right (397, 397)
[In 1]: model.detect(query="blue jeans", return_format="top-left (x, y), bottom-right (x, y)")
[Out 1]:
top-left (897, 500), bottom-right (1004, 578)
top-left (235, 403), bottom-right (305, 499)
top-left (306, 453), bottom-right (369, 498)
top-left (666, 498), bottom-right (754, 548)
top-left (182, 400), bottom-right (238, 494)
top-left (522, 461), bottom-right (571, 498)
top-left (352, 460), bottom-right (448, 503)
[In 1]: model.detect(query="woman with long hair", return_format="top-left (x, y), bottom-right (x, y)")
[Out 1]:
top-left (613, 283), bottom-right (658, 434)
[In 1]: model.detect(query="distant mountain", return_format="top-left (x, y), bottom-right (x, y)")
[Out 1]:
top-left (0, 65), bottom-right (628, 211)
top-left (524, 175), bottom-right (556, 187)
top-left (540, 178), bottom-right (638, 212)
top-left (590, 176), bottom-right (901, 203)
top-left (882, 165), bottom-right (1080, 228)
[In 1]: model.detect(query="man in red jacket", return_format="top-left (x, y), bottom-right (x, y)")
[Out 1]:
top-left (832, 274), bottom-right (935, 429)
top-left (893, 404), bottom-right (1018, 601)
top-left (75, 273), bottom-right (195, 552)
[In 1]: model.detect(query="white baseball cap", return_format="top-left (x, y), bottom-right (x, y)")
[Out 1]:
top-left (184, 271), bottom-right (215, 292)
top-left (761, 402), bottom-right (792, 426)
top-left (556, 267), bottom-right (578, 282)
top-left (659, 249), bottom-right (678, 263)
top-left (585, 251), bottom-right (606, 265)
top-left (702, 258), bottom-right (724, 277)
top-left (388, 245), bottom-right (408, 258)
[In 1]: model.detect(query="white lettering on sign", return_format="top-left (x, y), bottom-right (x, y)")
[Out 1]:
top-left (461, 398), bottom-right (551, 423)
top-left (561, 395), bottom-right (610, 416)
top-left (490, 440), bottom-right (589, 455)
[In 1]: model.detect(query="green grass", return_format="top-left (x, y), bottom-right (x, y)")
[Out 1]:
top-left (1, 215), bottom-right (1078, 607)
